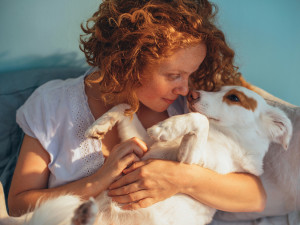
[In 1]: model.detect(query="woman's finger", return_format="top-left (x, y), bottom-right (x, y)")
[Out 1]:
top-left (122, 198), bottom-right (154, 210)
top-left (109, 168), bottom-right (141, 190)
top-left (125, 142), bottom-right (146, 158)
top-left (113, 138), bottom-right (148, 159)
top-left (122, 161), bottom-right (145, 174)
top-left (108, 182), bottom-right (141, 196)
top-left (117, 153), bottom-right (140, 173)
top-left (110, 190), bottom-right (149, 204)
top-left (129, 137), bottom-right (148, 154)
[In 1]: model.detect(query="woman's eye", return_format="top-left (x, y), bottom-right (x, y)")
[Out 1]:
top-left (227, 94), bottom-right (240, 102)
top-left (167, 74), bottom-right (180, 80)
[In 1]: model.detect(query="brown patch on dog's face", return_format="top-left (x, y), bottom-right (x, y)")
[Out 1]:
top-left (223, 89), bottom-right (257, 112)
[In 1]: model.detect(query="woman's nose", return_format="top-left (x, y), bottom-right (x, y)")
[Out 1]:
top-left (173, 81), bottom-right (189, 96)
top-left (177, 86), bottom-right (189, 96)
top-left (187, 90), bottom-right (200, 102)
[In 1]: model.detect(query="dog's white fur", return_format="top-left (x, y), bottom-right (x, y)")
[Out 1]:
top-left (213, 87), bottom-right (300, 221)
top-left (0, 86), bottom-right (293, 225)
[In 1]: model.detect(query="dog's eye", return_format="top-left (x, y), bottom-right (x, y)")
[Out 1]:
top-left (227, 94), bottom-right (240, 102)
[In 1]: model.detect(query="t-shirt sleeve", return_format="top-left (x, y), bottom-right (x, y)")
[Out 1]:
top-left (16, 83), bottom-right (56, 147)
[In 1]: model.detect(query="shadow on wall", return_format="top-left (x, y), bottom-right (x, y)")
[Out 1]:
top-left (0, 52), bottom-right (88, 74)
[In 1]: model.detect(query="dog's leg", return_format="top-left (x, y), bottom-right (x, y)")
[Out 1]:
top-left (147, 113), bottom-right (209, 164)
top-left (85, 104), bottom-right (130, 139)
top-left (176, 130), bottom-right (207, 164)
top-left (71, 198), bottom-right (98, 225)
top-left (147, 113), bottom-right (207, 141)
top-left (177, 115), bottom-right (209, 164)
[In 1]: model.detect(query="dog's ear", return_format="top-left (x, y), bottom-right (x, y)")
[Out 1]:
top-left (261, 106), bottom-right (293, 150)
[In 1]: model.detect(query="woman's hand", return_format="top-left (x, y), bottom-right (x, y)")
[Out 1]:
top-left (95, 137), bottom-right (148, 189)
top-left (107, 159), bottom-right (181, 210)
top-left (107, 159), bottom-right (265, 212)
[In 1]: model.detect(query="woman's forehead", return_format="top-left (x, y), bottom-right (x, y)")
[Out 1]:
top-left (160, 44), bottom-right (207, 71)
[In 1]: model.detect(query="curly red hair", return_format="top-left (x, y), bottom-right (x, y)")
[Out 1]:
top-left (80, 0), bottom-right (241, 114)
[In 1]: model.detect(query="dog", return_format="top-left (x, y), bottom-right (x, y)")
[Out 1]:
top-left (212, 85), bottom-right (300, 222)
top-left (0, 85), bottom-right (293, 225)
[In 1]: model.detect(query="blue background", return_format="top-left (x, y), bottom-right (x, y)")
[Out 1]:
top-left (0, 0), bottom-right (299, 105)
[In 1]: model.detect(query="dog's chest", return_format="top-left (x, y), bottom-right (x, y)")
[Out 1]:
top-left (200, 129), bottom-right (250, 174)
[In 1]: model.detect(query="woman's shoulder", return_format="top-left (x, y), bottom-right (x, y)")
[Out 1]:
top-left (16, 75), bottom-right (88, 139)
top-left (19, 75), bottom-right (86, 116)
top-left (31, 67), bottom-right (96, 104)
top-left (32, 75), bottom-right (85, 99)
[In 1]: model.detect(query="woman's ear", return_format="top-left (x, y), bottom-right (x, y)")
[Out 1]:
top-left (261, 106), bottom-right (293, 150)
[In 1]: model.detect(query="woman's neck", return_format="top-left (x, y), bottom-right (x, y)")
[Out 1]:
top-left (84, 80), bottom-right (111, 120)
top-left (137, 104), bottom-right (169, 129)
top-left (85, 78), bottom-right (169, 129)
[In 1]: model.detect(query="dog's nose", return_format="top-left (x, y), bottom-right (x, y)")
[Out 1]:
top-left (187, 90), bottom-right (200, 102)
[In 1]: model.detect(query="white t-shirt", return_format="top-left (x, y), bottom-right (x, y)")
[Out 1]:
top-left (16, 74), bottom-right (187, 188)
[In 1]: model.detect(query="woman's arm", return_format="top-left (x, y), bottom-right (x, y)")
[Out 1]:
top-left (8, 135), bottom-right (108, 216)
top-left (8, 135), bottom-right (147, 216)
top-left (178, 163), bottom-right (266, 212)
top-left (107, 159), bottom-right (266, 212)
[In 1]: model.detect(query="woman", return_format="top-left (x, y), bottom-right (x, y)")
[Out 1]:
top-left (8, 0), bottom-right (265, 218)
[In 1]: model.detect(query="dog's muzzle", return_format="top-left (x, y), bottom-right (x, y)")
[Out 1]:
top-left (187, 90), bottom-right (200, 104)
top-left (187, 90), bottom-right (200, 112)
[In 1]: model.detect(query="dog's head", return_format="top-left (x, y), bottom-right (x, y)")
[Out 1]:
top-left (187, 85), bottom-right (293, 150)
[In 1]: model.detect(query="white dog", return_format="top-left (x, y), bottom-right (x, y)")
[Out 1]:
top-left (0, 85), bottom-right (292, 225)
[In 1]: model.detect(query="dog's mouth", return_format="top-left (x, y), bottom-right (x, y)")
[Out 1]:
top-left (188, 103), bottom-right (205, 115)
top-left (188, 102), bottom-right (205, 114)
top-left (207, 117), bottom-right (220, 122)
top-left (188, 104), bottom-right (220, 122)
top-left (188, 104), bottom-right (197, 113)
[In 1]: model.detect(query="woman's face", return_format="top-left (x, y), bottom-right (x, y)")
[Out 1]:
top-left (136, 43), bottom-right (207, 112)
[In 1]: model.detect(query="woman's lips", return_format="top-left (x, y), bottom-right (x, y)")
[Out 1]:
top-left (163, 98), bottom-right (176, 104)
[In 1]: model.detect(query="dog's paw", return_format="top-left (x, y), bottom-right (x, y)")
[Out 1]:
top-left (147, 121), bottom-right (176, 142)
top-left (148, 113), bottom-right (207, 142)
top-left (85, 104), bottom-right (131, 139)
top-left (85, 117), bottom-right (115, 139)
top-left (85, 124), bottom-right (109, 139)
top-left (147, 114), bottom-right (193, 142)
top-left (71, 198), bottom-right (98, 225)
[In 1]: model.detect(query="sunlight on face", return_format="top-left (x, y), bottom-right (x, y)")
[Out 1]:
top-left (136, 43), bottom-right (207, 112)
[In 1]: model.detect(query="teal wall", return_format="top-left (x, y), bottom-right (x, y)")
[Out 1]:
top-left (211, 0), bottom-right (300, 106)
top-left (0, 0), bottom-right (99, 71)
top-left (0, 0), bottom-right (299, 105)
